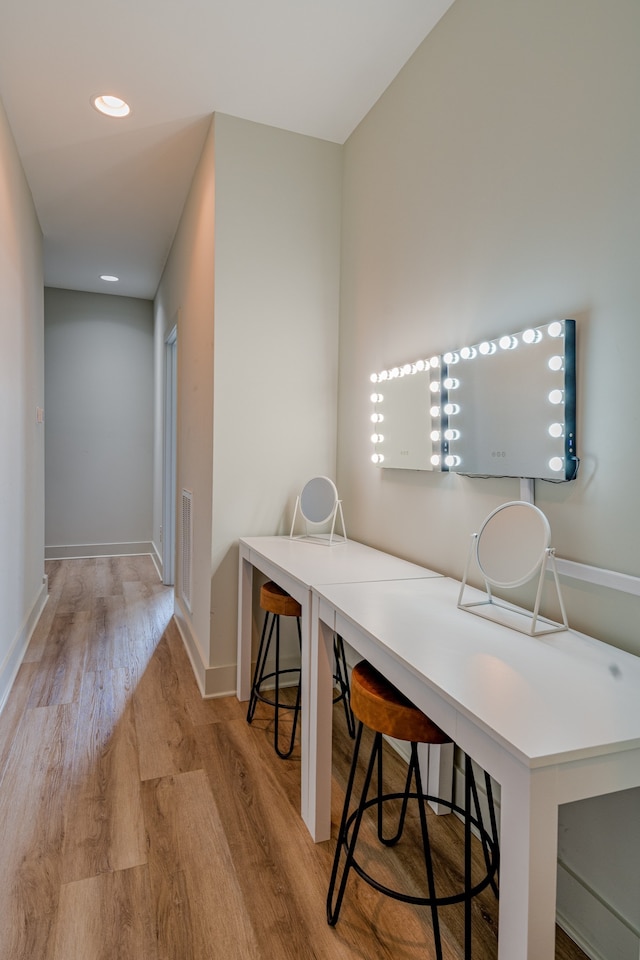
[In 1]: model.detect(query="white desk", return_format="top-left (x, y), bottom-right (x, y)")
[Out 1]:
top-left (312, 576), bottom-right (640, 960)
top-left (237, 536), bottom-right (442, 835)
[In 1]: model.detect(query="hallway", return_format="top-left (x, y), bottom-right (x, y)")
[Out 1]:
top-left (0, 556), bottom-right (585, 959)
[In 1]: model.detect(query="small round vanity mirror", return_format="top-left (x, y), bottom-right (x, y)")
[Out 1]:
top-left (476, 501), bottom-right (551, 589)
top-left (299, 476), bottom-right (338, 525)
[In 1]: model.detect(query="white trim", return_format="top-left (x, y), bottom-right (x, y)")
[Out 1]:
top-left (172, 605), bottom-right (235, 698)
top-left (150, 542), bottom-right (163, 579)
top-left (44, 542), bottom-right (153, 560)
top-left (0, 579), bottom-right (49, 716)
top-left (555, 557), bottom-right (640, 598)
top-left (162, 323), bottom-right (178, 586)
top-left (556, 860), bottom-right (639, 960)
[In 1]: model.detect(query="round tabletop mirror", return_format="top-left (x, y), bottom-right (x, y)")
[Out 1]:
top-left (476, 501), bottom-right (551, 589)
top-left (299, 476), bottom-right (338, 525)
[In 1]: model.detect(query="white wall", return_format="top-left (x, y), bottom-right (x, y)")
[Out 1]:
top-left (337, 1), bottom-right (640, 956)
top-left (155, 113), bottom-right (342, 695)
top-left (0, 95), bottom-right (46, 711)
top-left (210, 113), bottom-right (342, 691)
top-left (44, 288), bottom-right (154, 558)
top-left (155, 118), bottom-right (216, 690)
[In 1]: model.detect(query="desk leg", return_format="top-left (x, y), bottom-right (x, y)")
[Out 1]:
top-left (418, 742), bottom-right (454, 814)
top-left (498, 765), bottom-right (559, 960)
top-left (236, 549), bottom-right (253, 701)
top-left (299, 596), bottom-right (311, 832)
top-left (303, 594), bottom-right (334, 842)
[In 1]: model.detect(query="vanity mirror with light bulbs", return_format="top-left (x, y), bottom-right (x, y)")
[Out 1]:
top-left (370, 317), bottom-right (577, 482)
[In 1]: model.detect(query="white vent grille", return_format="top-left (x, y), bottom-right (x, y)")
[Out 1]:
top-left (180, 489), bottom-right (193, 612)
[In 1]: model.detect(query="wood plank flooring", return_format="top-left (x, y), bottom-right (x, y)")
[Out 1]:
top-left (0, 556), bottom-right (589, 960)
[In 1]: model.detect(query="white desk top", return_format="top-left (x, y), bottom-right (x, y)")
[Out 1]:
top-left (314, 577), bottom-right (640, 769)
top-left (240, 535), bottom-right (441, 588)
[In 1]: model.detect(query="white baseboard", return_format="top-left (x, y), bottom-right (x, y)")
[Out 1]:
top-left (44, 541), bottom-right (154, 560)
top-left (557, 861), bottom-right (640, 960)
top-left (150, 542), bottom-right (163, 579)
top-left (172, 599), bottom-right (236, 699)
top-left (0, 578), bottom-right (49, 716)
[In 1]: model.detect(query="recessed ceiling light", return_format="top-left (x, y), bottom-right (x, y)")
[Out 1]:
top-left (92, 95), bottom-right (131, 118)
top-left (100, 275), bottom-right (119, 282)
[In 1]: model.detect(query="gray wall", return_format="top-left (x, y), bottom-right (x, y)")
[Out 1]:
top-left (0, 94), bottom-right (45, 711)
top-left (337, 1), bottom-right (640, 956)
top-left (45, 288), bottom-right (154, 557)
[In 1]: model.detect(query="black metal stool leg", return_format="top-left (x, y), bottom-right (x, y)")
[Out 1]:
top-left (273, 615), bottom-right (302, 759)
top-left (464, 754), bottom-right (473, 960)
top-left (247, 606), bottom-right (302, 759)
top-left (247, 611), bottom-right (276, 724)
top-left (333, 634), bottom-right (355, 738)
top-left (376, 737), bottom-right (413, 847)
top-left (484, 770), bottom-right (500, 898)
top-left (327, 721), bottom-right (375, 925)
top-left (413, 742), bottom-right (444, 960)
top-left (467, 759), bottom-right (501, 901)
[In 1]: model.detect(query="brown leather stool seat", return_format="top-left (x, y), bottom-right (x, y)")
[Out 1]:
top-left (259, 580), bottom-right (301, 618)
top-left (327, 660), bottom-right (499, 960)
top-left (350, 661), bottom-right (452, 745)
top-left (246, 581), bottom-right (302, 759)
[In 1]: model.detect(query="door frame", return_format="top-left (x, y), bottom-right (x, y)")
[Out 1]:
top-left (162, 323), bottom-right (177, 585)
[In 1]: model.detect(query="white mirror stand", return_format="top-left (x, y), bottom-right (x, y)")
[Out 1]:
top-left (458, 500), bottom-right (568, 636)
top-left (289, 476), bottom-right (347, 546)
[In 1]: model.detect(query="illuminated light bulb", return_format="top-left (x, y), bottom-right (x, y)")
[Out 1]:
top-left (92, 95), bottom-right (131, 118)
top-left (402, 363), bottom-right (412, 375)
top-left (390, 367), bottom-right (400, 378)
top-left (443, 377), bottom-right (459, 390)
top-left (548, 321), bottom-right (563, 338)
top-left (370, 392), bottom-right (383, 403)
top-left (431, 454), bottom-right (441, 467)
top-left (430, 430), bottom-right (440, 442)
top-left (548, 389), bottom-right (563, 405)
top-left (379, 370), bottom-right (388, 380)
top-left (370, 413), bottom-right (384, 423)
top-left (370, 373), bottom-right (379, 383)
top-left (444, 403), bottom-right (460, 415)
top-left (415, 359), bottom-right (426, 372)
top-left (429, 381), bottom-right (441, 393)
top-left (460, 346), bottom-right (477, 360)
top-left (522, 328), bottom-right (541, 344)
top-left (430, 356), bottom-right (440, 368)
top-left (371, 453), bottom-right (385, 464)
top-left (478, 341), bottom-right (496, 355)
top-left (443, 351), bottom-right (459, 364)
top-left (371, 433), bottom-right (384, 444)
top-left (548, 355), bottom-right (563, 372)
top-left (444, 428), bottom-right (460, 441)
top-left (445, 454), bottom-right (461, 467)
top-left (499, 335), bottom-right (517, 350)
top-left (430, 405), bottom-right (440, 418)
top-left (549, 457), bottom-right (564, 472)
top-left (548, 422), bottom-right (563, 438)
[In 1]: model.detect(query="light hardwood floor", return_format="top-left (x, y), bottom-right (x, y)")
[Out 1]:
top-left (0, 556), bottom-right (588, 960)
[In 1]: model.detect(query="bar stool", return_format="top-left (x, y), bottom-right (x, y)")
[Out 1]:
top-left (327, 660), bottom-right (499, 960)
top-left (247, 583), bottom-right (356, 756)
top-left (246, 581), bottom-right (302, 759)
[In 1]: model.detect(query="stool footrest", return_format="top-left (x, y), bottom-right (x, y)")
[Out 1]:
top-left (250, 669), bottom-right (302, 711)
top-left (342, 792), bottom-right (499, 907)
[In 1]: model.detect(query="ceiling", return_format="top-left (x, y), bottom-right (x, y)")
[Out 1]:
top-left (0, 0), bottom-right (454, 300)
